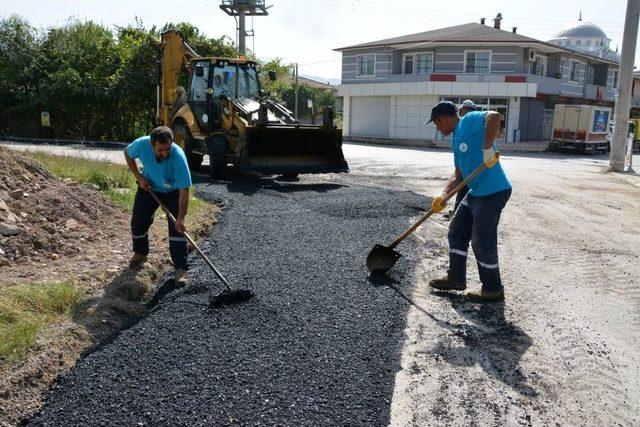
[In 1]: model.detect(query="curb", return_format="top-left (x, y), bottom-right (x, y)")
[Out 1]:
top-left (343, 136), bottom-right (549, 153)
top-left (1, 136), bottom-right (127, 150)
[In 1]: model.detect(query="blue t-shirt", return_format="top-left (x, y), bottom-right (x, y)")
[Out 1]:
top-left (451, 111), bottom-right (512, 197)
top-left (126, 136), bottom-right (192, 193)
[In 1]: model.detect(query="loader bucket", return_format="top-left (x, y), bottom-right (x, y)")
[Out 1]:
top-left (239, 125), bottom-right (349, 175)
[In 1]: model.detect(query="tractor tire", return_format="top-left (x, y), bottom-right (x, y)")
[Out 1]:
top-left (173, 121), bottom-right (203, 169)
top-left (188, 153), bottom-right (204, 169)
top-left (208, 135), bottom-right (228, 177)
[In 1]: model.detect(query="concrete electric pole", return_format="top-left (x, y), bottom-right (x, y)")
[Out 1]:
top-left (609, 0), bottom-right (640, 172)
top-left (220, 0), bottom-right (270, 55)
top-left (293, 63), bottom-right (299, 120)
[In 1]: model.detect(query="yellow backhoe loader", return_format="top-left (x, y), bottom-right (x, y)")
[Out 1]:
top-left (156, 30), bottom-right (348, 176)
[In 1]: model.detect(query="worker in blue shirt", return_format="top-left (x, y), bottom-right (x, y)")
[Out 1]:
top-left (124, 126), bottom-right (193, 284)
top-left (426, 101), bottom-right (512, 302)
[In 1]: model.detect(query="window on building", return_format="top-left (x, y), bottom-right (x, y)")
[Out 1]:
top-left (530, 55), bottom-right (547, 76)
top-left (416, 53), bottom-right (434, 74)
top-left (569, 61), bottom-right (579, 82)
top-left (465, 50), bottom-right (491, 74)
top-left (403, 54), bottom-right (414, 74)
top-left (587, 65), bottom-right (595, 84)
top-left (585, 40), bottom-right (592, 47)
top-left (357, 54), bottom-right (375, 77)
top-left (613, 70), bottom-right (619, 88)
top-left (403, 52), bottom-right (434, 74)
top-left (576, 39), bottom-right (582, 47)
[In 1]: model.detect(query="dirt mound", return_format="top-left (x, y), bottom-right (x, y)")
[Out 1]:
top-left (0, 147), bottom-right (129, 284)
top-left (0, 146), bottom-right (220, 425)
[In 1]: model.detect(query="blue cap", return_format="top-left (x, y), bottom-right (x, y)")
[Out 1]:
top-left (425, 101), bottom-right (457, 124)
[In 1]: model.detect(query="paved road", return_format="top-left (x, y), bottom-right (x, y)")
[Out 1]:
top-left (28, 172), bottom-right (427, 425)
top-left (5, 140), bottom-right (640, 425)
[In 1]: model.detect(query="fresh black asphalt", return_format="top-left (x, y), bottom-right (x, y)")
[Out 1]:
top-left (29, 174), bottom-right (428, 426)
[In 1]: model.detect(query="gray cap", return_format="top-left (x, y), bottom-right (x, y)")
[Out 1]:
top-left (460, 99), bottom-right (476, 109)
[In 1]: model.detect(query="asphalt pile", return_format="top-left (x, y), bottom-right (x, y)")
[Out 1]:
top-left (29, 176), bottom-right (427, 426)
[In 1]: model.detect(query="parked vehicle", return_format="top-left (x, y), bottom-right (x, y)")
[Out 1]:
top-left (549, 104), bottom-right (611, 154)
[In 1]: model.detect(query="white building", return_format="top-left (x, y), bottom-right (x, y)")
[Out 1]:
top-left (335, 15), bottom-right (620, 145)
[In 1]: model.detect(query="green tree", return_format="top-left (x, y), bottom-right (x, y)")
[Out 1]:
top-left (281, 84), bottom-right (319, 119)
top-left (259, 57), bottom-right (292, 97)
top-left (316, 89), bottom-right (337, 113)
top-left (110, 23), bottom-right (159, 140)
top-left (39, 20), bottom-right (119, 139)
top-left (0, 15), bottom-right (42, 133)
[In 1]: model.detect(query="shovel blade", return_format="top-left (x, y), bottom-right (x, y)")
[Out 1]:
top-left (366, 244), bottom-right (402, 273)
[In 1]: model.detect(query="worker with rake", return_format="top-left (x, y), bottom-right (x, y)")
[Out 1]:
top-left (426, 101), bottom-right (512, 302)
top-left (124, 126), bottom-right (192, 285)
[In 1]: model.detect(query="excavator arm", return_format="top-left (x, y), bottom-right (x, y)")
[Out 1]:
top-left (157, 30), bottom-right (200, 126)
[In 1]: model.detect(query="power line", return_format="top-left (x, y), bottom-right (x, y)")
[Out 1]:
top-left (136, 0), bottom-right (214, 24)
top-left (297, 58), bottom-right (341, 66)
top-left (279, 0), bottom-right (625, 26)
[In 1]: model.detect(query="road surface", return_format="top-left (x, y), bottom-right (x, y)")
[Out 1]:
top-left (3, 140), bottom-right (639, 425)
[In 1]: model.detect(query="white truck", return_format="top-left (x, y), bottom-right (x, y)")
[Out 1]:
top-left (550, 104), bottom-right (611, 153)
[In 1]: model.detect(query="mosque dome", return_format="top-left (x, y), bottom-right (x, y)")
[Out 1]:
top-left (548, 15), bottom-right (618, 62)
top-left (553, 21), bottom-right (607, 39)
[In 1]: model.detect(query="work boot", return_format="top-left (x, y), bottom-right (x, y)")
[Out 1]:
top-left (128, 253), bottom-right (147, 268)
top-left (174, 268), bottom-right (188, 287)
top-left (466, 289), bottom-right (505, 302)
top-left (429, 277), bottom-right (466, 291)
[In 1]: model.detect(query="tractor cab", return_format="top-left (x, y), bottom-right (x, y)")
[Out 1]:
top-left (188, 58), bottom-right (261, 132)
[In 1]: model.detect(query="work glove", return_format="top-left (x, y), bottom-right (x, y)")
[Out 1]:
top-left (483, 148), bottom-right (499, 168)
top-left (431, 191), bottom-right (448, 213)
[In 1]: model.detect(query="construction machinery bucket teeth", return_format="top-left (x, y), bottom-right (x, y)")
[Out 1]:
top-left (240, 126), bottom-right (349, 174)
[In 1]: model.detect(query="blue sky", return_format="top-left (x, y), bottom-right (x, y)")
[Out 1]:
top-left (2, 0), bottom-right (634, 80)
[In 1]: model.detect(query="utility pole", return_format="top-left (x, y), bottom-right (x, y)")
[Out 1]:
top-left (609, 0), bottom-right (639, 172)
top-left (238, 8), bottom-right (246, 54)
top-left (220, 1), bottom-right (270, 55)
top-left (294, 63), bottom-right (299, 120)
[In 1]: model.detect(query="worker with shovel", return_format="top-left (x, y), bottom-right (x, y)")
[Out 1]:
top-left (427, 101), bottom-right (512, 302)
top-left (124, 126), bottom-right (192, 285)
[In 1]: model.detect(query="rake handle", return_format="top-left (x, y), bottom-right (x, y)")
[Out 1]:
top-left (148, 189), bottom-right (232, 291)
top-left (389, 159), bottom-right (492, 249)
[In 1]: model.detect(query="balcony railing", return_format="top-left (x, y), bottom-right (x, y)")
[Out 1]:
top-left (372, 72), bottom-right (618, 101)
top-left (526, 75), bottom-right (561, 94)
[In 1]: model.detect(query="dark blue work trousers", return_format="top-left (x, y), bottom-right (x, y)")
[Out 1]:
top-left (131, 187), bottom-right (188, 270)
top-left (447, 189), bottom-right (511, 292)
